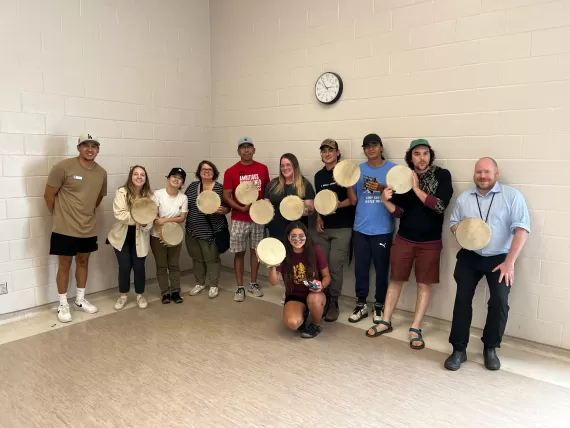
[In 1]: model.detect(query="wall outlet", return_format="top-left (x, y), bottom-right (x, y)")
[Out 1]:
top-left (0, 282), bottom-right (7, 295)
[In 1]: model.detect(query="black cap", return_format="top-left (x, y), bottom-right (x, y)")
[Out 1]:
top-left (362, 133), bottom-right (383, 147)
top-left (167, 167), bottom-right (186, 182)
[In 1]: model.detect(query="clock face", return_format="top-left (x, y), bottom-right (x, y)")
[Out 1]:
top-left (315, 72), bottom-right (343, 104)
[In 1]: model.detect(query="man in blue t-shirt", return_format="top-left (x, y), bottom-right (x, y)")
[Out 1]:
top-left (347, 133), bottom-right (395, 323)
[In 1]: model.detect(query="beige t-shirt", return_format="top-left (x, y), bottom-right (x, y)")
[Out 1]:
top-left (47, 157), bottom-right (108, 238)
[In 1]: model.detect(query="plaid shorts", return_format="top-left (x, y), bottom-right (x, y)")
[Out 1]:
top-left (230, 220), bottom-right (265, 253)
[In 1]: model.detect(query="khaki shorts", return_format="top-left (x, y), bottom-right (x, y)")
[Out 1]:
top-left (229, 220), bottom-right (264, 253)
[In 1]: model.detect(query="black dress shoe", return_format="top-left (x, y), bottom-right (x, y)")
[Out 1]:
top-left (171, 292), bottom-right (183, 304)
top-left (444, 350), bottom-right (467, 371)
top-left (483, 347), bottom-right (501, 371)
top-left (161, 294), bottom-right (171, 304)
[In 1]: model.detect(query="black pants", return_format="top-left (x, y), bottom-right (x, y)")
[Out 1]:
top-left (114, 227), bottom-right (146, 294)
top-left (449, 249), bottom-right (510, 351)
top-left (353, 231), bottom-right (392, 304)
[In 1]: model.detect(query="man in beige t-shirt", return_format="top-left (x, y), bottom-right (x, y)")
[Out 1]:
top-left (44, 133), bottom-right (107, 323)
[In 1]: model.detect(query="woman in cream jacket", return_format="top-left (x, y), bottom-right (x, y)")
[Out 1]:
top-left (107, 166), bottom-right (154, 310)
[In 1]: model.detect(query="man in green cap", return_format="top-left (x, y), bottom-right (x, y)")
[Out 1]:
top-left (365, 139), bottom-right (453, 350)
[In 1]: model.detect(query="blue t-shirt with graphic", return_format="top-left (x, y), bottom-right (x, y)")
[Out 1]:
top-left (353, 161), bottom-right (396, 236)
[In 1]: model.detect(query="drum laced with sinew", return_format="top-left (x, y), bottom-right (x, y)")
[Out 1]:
top-left (279, 195), bottom-right (305, 221)
top-left (196, 190), bottom-right (221, 215)
top-left (455, 218), bottom-right (492, 251)
top-left (314, 189), bottom-right (338, 216)
top-left (130, 197), bottom-right (158, 225)
top-left (235, 182), bottom-right (259, 205)
top-left (250, 199), bottom-right (275, 225)
top-left (386, 165), bottom-right (413, 194)
top-left (333, 160), bottom-right (360, 188)
top-left (158, 223), bottom-right (184, 247)
top-left (256, 237), bottom-right (286, 267)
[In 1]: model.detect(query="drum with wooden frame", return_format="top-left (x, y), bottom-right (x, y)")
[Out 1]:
top-left (333, 159), bottom-right (360, 188)
top-left (250, 199), bottom-right (275, 225)
top-left (279, 195), bottom-right (305, 221)
top-left (314, 189), bottom-right (339, 216)
top-left (256, 237), bottom-right (286, 267)
top-left (158, 223), bottom-right (184, 247)
top-left (130, 197), bottom-right (158, 225)
top-left (455, 218), bottom-right (492, 251)
top-left (386, 164), bottom-right (413, 194)
top-left (196, 190), bottom-right (221, 215)
top-left (235, 182), bottom-right (259, 205)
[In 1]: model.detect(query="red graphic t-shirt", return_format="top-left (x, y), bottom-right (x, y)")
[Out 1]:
top-left (277, 245), bottom-right (328, 298)
top-left (223, 160), bottom-right (270, 222)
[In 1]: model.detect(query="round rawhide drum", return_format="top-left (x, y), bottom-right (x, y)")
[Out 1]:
top-left (455, 218), bottom-right (492, 251)
top-left (280, 195), bottom-right (305, 221)
top-left (314, 189), bottom-right (338, 216)
top-left (386, 165), bottom-right (413, 194)
top-left (158, 223), bottom-right (184, 247)
top-left (235, 182), bottom-right (259, 205)
top-left (250, 199), bottom-right (275, 225)
top-left (130, 197), bottom-right (158, 225)
top-left (257, 237), bottom-right (286, 267)
top-left (196, 190), bottom-right (221, 215)
top-left (333, 160), bottom-right (360, 188)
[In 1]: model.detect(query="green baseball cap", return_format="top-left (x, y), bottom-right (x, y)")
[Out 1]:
top-left (409, 138), bottom-right (430, 150)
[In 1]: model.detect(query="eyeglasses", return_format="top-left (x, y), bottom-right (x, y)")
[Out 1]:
top-left (289, 234), bottom-right (306, 242)
top-left (201, 168), bottom-right (213, 173)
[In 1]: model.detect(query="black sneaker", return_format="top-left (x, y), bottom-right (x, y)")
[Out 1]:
top-left (171, 292), bottom-right (183, 304)
top-left (297, 308), bottom-right (309, 331)
top-left (373, 302), bottom-right (384, 324)
top-left (162, 294), bottom-right (171, 304)
top-left (301, 323), bottom-right (322, 339)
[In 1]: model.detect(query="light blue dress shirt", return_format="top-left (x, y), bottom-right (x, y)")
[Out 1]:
top-left (450, 182), bottom-right (530, 256)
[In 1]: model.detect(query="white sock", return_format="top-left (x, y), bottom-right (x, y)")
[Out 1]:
top-left (76, 288), bottom-right (85, 302)
top-left (59, 293), bottom-right (68, 306)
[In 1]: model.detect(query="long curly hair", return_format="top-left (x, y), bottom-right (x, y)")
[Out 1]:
top-left (405, 147), bottom-right (436, 169)
top-left (281, 222), bottom-right (317, 294)
top-left (121, 165), bottom-right (152, 208)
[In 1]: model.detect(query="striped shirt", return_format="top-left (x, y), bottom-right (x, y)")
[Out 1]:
top-left (185, 181), bottom-right (227, 242)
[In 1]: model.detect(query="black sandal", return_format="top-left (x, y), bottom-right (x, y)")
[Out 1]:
top-left (365, 320), bottom-right (393, 338)
top-left (409, 328), bottom-right (425, 350)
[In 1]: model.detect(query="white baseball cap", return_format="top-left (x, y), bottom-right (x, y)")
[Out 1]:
top-left (78, 133), bottom-right (100, 146)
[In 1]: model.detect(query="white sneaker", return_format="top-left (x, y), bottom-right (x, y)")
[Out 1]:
top-left (115, 296), bottom-right (128, 311)
top-left (75, 298), bottom-right (98, 314)
top-left (208, 286), bottom-right (219, 299)
top-left (189, 284), bottom-right (206, 296)
top-left (137, 295), bottom-right (148, 309)
top-left (57, 304), bottom-right (72, 323)
top-left (348, 304), bottom-right (368, 323)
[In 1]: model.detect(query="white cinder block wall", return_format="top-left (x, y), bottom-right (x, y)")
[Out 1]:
top-left (209, 0), bottom-right (570, 349)
top-left (0, 0), bottom-right (211, 315)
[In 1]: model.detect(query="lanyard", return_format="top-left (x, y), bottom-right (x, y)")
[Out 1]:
top-left (475, 192), bottom-right (495, 224)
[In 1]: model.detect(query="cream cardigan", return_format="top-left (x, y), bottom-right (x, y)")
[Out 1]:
top-left (107, 187), bottom-right (154, 257)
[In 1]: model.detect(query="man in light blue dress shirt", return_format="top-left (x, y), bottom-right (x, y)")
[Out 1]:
top-left (445, 158), bottom-right (530, 372)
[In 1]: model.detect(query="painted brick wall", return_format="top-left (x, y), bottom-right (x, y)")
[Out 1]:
top-left (210, 0), bottom-right (570, 349)
top-left (0, 0), bottom-right (211, 314)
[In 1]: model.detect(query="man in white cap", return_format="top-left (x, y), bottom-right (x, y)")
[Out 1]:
top-left (44, 134), bottom-right (108, 323)
top-left (223, 137), bottom-right (270, 302)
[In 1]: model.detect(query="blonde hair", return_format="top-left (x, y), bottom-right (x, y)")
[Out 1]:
top-left (121, 165), bottom-right (153, 208)
top-left (269, 153), bottom-right (306, 198)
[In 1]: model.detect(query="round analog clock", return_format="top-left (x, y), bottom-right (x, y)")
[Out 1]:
top-left (315, 72), bottom-right (343, 104)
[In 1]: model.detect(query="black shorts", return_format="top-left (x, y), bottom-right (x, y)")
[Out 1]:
top-left (49, 232), bottom-right (98, 256)
top-left (284, 295), bottom-right (308, 305)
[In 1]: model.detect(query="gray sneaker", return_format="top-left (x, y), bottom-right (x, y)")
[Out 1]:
top-left (234, 287), bottom-right (245, 302)
top-left (248, 282), bottom-right (264, 298)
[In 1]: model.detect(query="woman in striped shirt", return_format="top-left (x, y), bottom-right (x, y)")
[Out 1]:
top-left (185, 160), bottom-right (230, 299)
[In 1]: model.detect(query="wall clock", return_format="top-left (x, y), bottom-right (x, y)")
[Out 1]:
top-left (315, 72), bottom-right (343, 104)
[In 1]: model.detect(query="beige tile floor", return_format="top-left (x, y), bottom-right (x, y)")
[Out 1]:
top-left (1, 269), bottom-right (570, 390)
top-left (0, 270), bottom-right (568, 428)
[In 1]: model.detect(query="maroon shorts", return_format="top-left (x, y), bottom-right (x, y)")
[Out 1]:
top-left (390, 236), bottom-right (442, 285)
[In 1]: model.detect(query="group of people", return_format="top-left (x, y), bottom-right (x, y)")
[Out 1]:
top-left (44, 132), bottom-right (530, 371)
